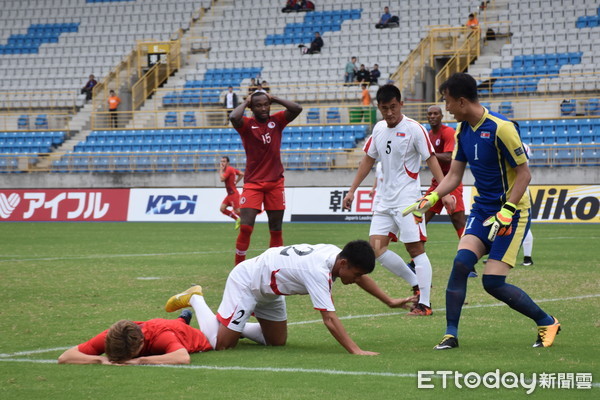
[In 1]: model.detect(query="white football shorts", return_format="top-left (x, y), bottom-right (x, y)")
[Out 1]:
top-left (216, 258), bottom-right (287, 333)
top-left (369, 207), bottom-right (427, 243)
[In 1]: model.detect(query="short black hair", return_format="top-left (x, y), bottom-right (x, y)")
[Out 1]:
top-left (438, 73), bottom-right (478, 102)
top-left (221, 156), bottom-right (230, 162)
top-left (339, 240), bottom-right (375, 274)
top-left (376, 84), bottom-right (401, 104)
top-left (250, 91), bottom-right (269, 105)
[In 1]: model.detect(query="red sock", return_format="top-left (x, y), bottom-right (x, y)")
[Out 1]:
top-left (456, 226), bottom-right (465, 238)
top-left (221, 209), bottom-right (239, 221)
top-left (269, 230), bottom-right (283, 247)
top-left (235, 224), bottom-right (253, 265)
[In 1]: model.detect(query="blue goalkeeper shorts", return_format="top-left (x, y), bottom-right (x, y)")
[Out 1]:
top-left (465, 204), bottom-right (531, 267)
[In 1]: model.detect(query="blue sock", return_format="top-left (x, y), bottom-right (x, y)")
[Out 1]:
top-left (482, 275), bottom-right (554, 326)
top-left (445, 249), bottom-right (478, 337)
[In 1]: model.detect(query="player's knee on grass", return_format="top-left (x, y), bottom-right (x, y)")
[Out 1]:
top-left (258, 319), bottom-right (287, 346)
top-left (215, 325), bottom-right (241, 350)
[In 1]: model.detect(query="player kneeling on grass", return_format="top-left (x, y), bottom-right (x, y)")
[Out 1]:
top-left (165, 240), bottom-right (416, 356)
top-left (57, 310), bottom-right (212, 365)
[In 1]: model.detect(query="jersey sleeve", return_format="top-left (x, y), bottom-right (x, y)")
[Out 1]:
top-left (273, 111), bottom-right (291, 128)
top-left (452, 123), bottom-right (467, 162)
top-left (302, 269), bottom-right (335, 312)
top-left (441, 127), bottom-right (456, 153)
top-left (151, 331), bottom-right (186, 354)
top-left (77, 330), bottom-right (108, 355)
top-left (413, 123), bottom-right (435, 160)
top-left (234, 116), bottom-right (252, 136)
top-left (363, 133), bottom-right (379, 159)
top-left (496, 121), bottom-right (528, 167)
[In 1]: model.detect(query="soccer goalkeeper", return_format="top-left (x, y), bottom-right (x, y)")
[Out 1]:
top-left (403, 73), bottom-right (560, 350)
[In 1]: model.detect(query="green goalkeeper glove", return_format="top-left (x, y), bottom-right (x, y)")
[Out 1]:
top-left (483, 202), bottom-right (517, 241)
top-left (402, 192), bottom-right (440, 223)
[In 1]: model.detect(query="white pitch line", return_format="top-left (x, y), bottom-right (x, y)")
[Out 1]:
top-left (0, 250), bottom-right (233, 263)
top-left (1, 236), bottom-right (596, 263)
top-left (0, 358), bottom-right (599, 388)
top-left (2, 293), bottom-right (598, 358)
top-left (290, 293), bottom-right (600, 326)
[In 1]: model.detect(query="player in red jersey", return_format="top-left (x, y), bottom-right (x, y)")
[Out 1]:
top-left (219, 156), bottom-right (244, 229)
top-left (423, 105), bottom-right (465, 237)
top-left (229, 91), bottom-right (302, 265)
top-left (57, 310), bottom-right (212, 365)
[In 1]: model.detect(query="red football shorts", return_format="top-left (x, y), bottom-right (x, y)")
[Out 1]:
top-left (240, 177), bottom-right (285, 211)
top-left (222, 191), bottom-right (240, 209)
top-left (426, 183), bottom-right (465, 215)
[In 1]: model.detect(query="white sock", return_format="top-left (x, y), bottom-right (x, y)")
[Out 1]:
top-left (189, 294), bottom-right (219, 349)
top-left (523, 230), bottom-right (533, 257)
top-left (413, 253), bottom-right (433, 307)
top-left (241, 322), bottom-right (266, 345)
top-left (377, 249), bottom-right (418, 287)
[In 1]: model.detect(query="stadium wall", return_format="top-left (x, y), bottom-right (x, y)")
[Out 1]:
top-left (2, 167), bottom-right (600, 189)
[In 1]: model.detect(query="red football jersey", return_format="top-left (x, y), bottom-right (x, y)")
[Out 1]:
top-left (223, 165), bottom-right (241, 195)
top-left (77, 318), bottom-right (213, 356)
top-left (234, 111), bottom-right (289, 183)
top-left (428, 124), bottom-right (456, 178)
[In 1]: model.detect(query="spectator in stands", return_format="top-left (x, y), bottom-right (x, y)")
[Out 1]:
top-left (224, 86), bottom-right (239, 119)
top-left (361, 83), bottom-right (374, 122)
top-left (344, 57), bottom-right (358, 84)
top-left (81, 74), bottom-right (97, 101)
top-left (57, 309), bottom-right (212, 365)
top-left (356, 64), bottom-right (371, 84)
top-left (282, 0), bottom-right (301, 12)
top-left (301, 32), bottom-right (323, 54)
top-left (370, 64), bottom-right (381, 85)
top-left (255, 83), bottom-right (267, 94)
top-left (375, 7), bottom-right (399, 29)
top-left (261, 80), bottom-right (271, 93)
top-left (108, 90), bottom-right (121, 128)
top-left (248, 78), bottom-right (258, 96)
top-left (465, 13), bottom-right (479, 29)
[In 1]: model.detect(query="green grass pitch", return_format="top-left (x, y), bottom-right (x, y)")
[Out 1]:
top-left (0, 222), bottom-right (598, 399)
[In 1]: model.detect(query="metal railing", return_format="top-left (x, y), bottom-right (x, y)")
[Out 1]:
top-left (90, 103), bottom-right (378, 130)
top-left (0, 112), bottom-right (72, 131)
top-left (0, 90), bottom-right (81, 114)
top-left (131, 40), bottom-right (182, 110)
top-left (390, 26), bottom-right (481, 97)
top-left (1, 144), bottom-right (597, 174)
top-left (435, 29), bottom-right (482, 100)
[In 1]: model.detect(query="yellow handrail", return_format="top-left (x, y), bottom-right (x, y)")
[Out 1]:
top-left (131, 40), bottom-right (182, 110)
top-left (435, 29), bottom-right (481, 100)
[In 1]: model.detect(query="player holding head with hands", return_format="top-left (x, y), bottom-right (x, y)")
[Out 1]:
top-left (229, 91), bottom-right (302, 265)
top-left (57, 311), bottom-right (212, 365)
top-left (404, 73), bottom-right (560, 350)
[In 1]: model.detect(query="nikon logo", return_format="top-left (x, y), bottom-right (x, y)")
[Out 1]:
top-left (530, 187), bottom-right (599, 222)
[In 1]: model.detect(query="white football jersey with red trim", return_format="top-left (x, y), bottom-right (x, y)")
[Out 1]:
top-left (364, 116), bottom-right (434, 209)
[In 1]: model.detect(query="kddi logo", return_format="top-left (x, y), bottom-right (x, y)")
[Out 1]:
top-left (146, 195), bottom-right (198, 215)
top-left (531, 187), bottom-right (599, 221)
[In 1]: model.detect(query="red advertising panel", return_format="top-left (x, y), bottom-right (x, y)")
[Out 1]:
top-left (0, 189), bottom-right (129, 221)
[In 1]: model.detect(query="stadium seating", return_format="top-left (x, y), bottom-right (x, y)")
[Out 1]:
top-left (0, 130), bottom-right (67, 155)
top-left (0, 0), bottom-right (206, 105)
top-left (51, 125), bottom-right (368, 172)
top-left (264, 9), bottom-right (362, 46)
top-left (163, 67), bottom-right (262, 107)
